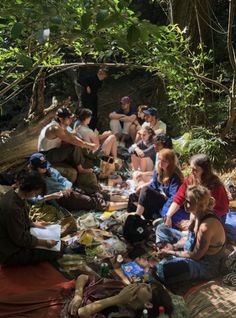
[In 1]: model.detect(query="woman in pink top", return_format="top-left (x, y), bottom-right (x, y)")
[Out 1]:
top-left (165, 154), bottom-right (229, 228)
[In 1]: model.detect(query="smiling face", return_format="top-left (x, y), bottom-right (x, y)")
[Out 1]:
top-left (140, 129), bottom-right (149, 142)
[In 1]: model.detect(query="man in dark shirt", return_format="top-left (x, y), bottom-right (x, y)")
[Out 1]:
top-left (109, 96), bottom-right (136, 146)
top-left (79, 68), bottom-right (108, 129)
top-left (0, 170), bottom-right (60, 266)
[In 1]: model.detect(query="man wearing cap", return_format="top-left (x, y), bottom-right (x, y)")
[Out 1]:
top-left (109, 96), bottom-right (136, 146)
top-left (38, 107), bottom-right (96, 174)
top-left (141, 107), bottom-right (166, 136)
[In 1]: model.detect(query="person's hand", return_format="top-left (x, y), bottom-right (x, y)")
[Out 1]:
top-left (62, 188), bottom-right (72, 198)
top-left (164, 216), bottom-right (172, 228)
top-left (116, 284), bottom-right (140, 305)
top-left (68, 295), bottom-right (82, 316)
top-left (45, 239), bottom-right (58, 248)
top-left (34, 221), bottom-right (49, 229)
top-left (86, 86), bottom-right (91, 94)
top-left (158, 248), bottom-right (172, 258)
top-left (49, 191), bottom-right (64, 200)
top-left (162, 243), bottom-right (174, 251)
top-left (86, 142), bottom-right (96, 151)
top-left (135, 148), bottom-right (144, 158)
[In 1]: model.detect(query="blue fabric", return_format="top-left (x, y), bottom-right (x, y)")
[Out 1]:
top-left (150, 171), bottom-right (189, 227)
top-left (31, 167), bottom-right (72, 204)
top-left (225, 211), bottom-right (236, 242)
top-left (155, 224), bottom-right (225, 284)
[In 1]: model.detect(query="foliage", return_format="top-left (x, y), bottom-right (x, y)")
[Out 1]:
top-left (175, 127), bottom-right (228, 170)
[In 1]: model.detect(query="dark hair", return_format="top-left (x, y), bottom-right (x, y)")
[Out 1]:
top-left (135, 281), bottom-right (174, 318)
top-left (55, 107), bottom-right (73, 122)
top-left (16, 170), bottom-right (46, 194)
top-left (190, 154), bottom-right (221, 188)
top-left (143, 126), bottom-right (155, 143)
top-left (153, 134), bottom-right (173, 149)
top-left (76, 108), bottom-right (93, 122)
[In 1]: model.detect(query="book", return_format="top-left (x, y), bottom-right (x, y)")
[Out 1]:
top-left (30, 224), bottom-right (61, 251)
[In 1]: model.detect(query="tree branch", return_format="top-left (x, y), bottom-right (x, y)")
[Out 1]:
top-left (194, 73), bottom-right (230, 95)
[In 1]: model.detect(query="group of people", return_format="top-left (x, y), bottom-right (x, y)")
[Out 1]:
top-left (0, 67), bottom-right (231, 317)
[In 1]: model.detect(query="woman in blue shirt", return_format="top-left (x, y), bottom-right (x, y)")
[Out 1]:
top-left (135, 149), bottom-right (187, 223)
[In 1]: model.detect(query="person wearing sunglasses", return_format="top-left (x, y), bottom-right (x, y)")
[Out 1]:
top-left (155, 184), bottom-right (226, 285)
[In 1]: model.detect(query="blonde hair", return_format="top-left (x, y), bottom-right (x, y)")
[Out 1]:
top-left (186, 185), bottom-right (215, 212)
top-left (157, 148), bottom-right (184, 185)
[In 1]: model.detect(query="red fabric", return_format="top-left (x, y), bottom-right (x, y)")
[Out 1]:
top-left (0, 262), bottom-right (75, 318)
top-left (173, 176), bottom-right (229, 217)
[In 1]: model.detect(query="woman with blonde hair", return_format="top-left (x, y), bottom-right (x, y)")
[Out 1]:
top-left (155, 184), bottom-right (226, 284)
top-left (134, 148), bottom-right (188, 223)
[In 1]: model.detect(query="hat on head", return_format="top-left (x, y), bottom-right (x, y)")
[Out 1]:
top-left (56, 107), bottom-right (73, 118)
top-left (153, 134), bottom-right (173, 148)
top-left (143, 107), bottom-right (157, 117)
top-left (29, 153), bottom-right (50, 169)
top-left (120, 96), bottom-right (130, 104)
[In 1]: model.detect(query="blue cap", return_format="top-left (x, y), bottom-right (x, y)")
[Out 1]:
top-left (29, 153), bottom-right (50, 169)
top-left (143, 107), bottom-right (157, 117)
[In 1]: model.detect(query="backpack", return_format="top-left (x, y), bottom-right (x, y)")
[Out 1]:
top-left (123, 214), bottom-right (149, 243)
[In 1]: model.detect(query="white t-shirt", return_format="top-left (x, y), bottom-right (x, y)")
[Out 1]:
top-left (142, 120), bottom-right (166, 134)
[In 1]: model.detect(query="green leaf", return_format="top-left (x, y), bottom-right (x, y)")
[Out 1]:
top-left (11, 22), bottom-right (23, 39)
top-left (81, 12), bottom-right (92, 29)
top-left (96, 9), bottom-right (109, 24)
top-left (17, 54), bottom-right (33, 70)
top-left (94, 37), bottom-right (105, 51)
top-left (97, 13), bottom-right (119, 30)
top-left (51, 16), bottom-right (62, 25)
top-left (127, 25), bottom-right (140, 44)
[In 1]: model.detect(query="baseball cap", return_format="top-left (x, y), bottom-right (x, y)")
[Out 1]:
top-left (120, 96), bottom-right (130, 104)
top-left (29, 153), bottom-right (50, 169)
top-left (153, 134), bottom-right (173, 148)
top-left (143, 107), bottom-right (157, 116)
top-left (56, 107), bottom-right (73, 118)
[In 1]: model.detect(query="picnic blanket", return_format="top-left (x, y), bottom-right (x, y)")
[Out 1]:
top-left (184, 281), bottom-right (236, 318)
top-left (0, 262), bottom-right (75, 318)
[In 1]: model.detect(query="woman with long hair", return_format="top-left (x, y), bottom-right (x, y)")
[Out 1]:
top-left (130, 126), bottom-right (156, 172)
top-left (133, 149), bottom-right (188, 224)
top-left (155, 185), bottom-right (226, 285)
top-left (165, 154), bottom-right (229, 228)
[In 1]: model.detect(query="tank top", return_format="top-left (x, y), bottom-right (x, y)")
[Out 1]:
top-left (38, 120), bottom-right (62, 151)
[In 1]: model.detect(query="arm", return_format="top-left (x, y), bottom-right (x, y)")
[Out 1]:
top-left (166, 224), bottom-right (211, 260)
top-left (109, 111), bottom-right (125, 120)
top-left (120, 114), bottom-right (136, 123)
top-left (78, 284), bottom-right (139, 318)
top-left (68, 274), bottom-right (89, 316)
top-left (52, 125), bottom-right (95, 150)
top-left (161, 176), bottom-right (182, 218)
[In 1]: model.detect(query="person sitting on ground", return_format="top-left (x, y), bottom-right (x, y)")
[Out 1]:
top-left (76, 108), bottom-right (118, 160)
top-left (132, 149), bottom-right (188, 225)
top-left (29, 153), bottom-right (108, 212)
top-left (109, 96), bottom-right (136, 147)
top-left (66, 274), bottom-right (173, 318)
top-left (129, 126), bottom-right (156, 172)
top-left (155, 185), bottom-right (226, 285)
top-left (164, 153), bottom-right (229, 228)
top-left (133, 133), bottom-right (173, 186)
top-left (129, 105), bottom-right (148, 142)
top-left (0, 170), bottom-right (60, 267)
top-left (136, 107), bottom-right (166, 142)
top-left (38, 106), bottom-right (96, 174)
